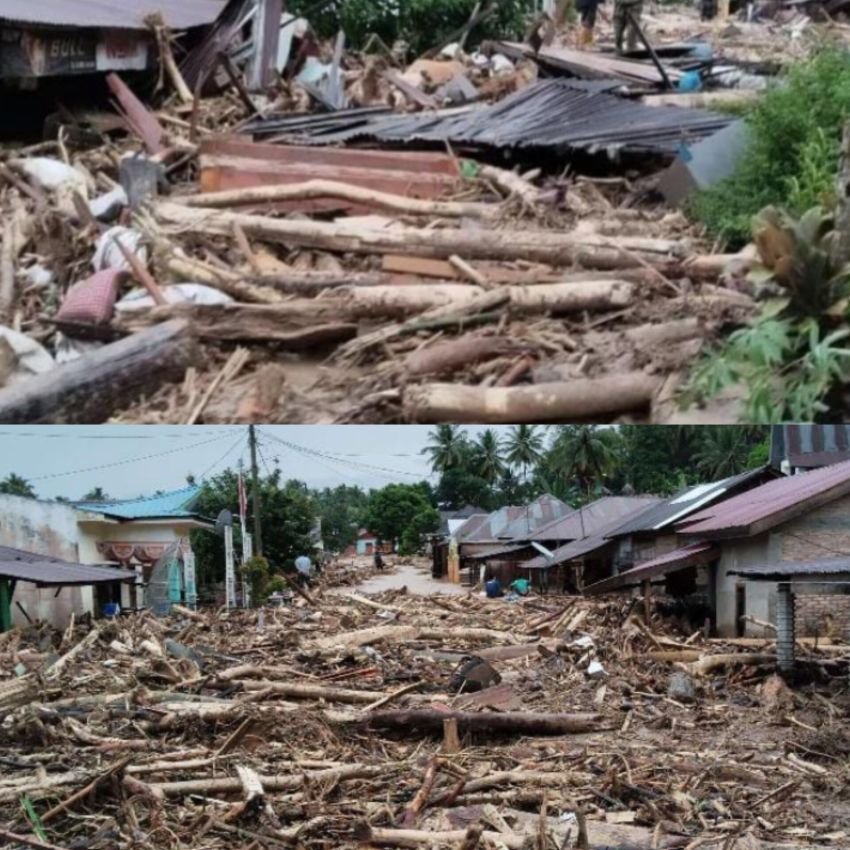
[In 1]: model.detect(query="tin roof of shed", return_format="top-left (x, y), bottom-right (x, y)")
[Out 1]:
top-left (75, 485), bottom-right (205, 521)
top-left (0, 545), bottom-right (135, 586)
top-left (0, 0), bottom-right (227, 31)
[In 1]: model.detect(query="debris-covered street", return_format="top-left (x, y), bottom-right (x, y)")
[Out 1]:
top-left (1, 556), bottom-right (848, 850)
top-left (3, 0), bottom-right (850, 423)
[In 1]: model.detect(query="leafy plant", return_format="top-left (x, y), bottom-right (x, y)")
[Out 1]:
top-left (243, 555), bottom-right (271, 606)
top-left (692, 47), bottom-right (850, 247)
top-left (681, 205), bottom-right (850, 421)
top-left (287, 0), bottom-right (534, 54)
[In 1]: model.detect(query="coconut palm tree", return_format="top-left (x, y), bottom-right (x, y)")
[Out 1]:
top-left (0, 473), bottom-right (35, 498)
top-left (693, 426), bottom-right (764, 480)
top-left (421, 425), bottom-right (468, 474)
top-left (474, 429), bottom-right (506, 485)
top-left (503, 425), bottom-right (545, 484)
top-left (546, 426), bottom-right (621, 496)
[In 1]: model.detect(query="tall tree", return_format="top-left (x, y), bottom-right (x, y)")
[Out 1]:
top-left (0, 474), bottom-right (36, 498)
top-left (422, 425), bottom-right (468, 474)
top-left (693, 426), bottom-right (770, 479)
top-left (190, 469), bottom-right (317, 589)
top-left (474, 428), bottom-right (506, 485)
top-left (81, 487), bottom-right (109, 501)
top-left (543, 426), bottom-right (622, 497)
top-left (312, 484), bottom-right (369, 552)
top-left (363, 482), bottom-right (438, 551)
top-left (503, 425), bottom-right (545, 484)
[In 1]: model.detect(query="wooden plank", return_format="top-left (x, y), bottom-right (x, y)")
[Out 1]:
top-left (382, 255), bottom-right (459, 279)
top-left (199, 138), bottom-right (460, 176)
top-left (200, 160), bottom-right (457, 200)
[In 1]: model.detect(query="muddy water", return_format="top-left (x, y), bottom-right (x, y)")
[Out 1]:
top-left (352, 563), bottom-right (467, 596)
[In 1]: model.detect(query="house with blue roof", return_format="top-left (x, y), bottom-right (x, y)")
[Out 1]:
top-left (0, 485), bottom-right (214, 627)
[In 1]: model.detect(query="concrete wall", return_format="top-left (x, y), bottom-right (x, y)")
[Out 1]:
top-left (634, 533), bottom-right (679, 566)
top-left (0, 494), bottom-right (92, 628)
top-left (714, 493), bottom-right (850, 637)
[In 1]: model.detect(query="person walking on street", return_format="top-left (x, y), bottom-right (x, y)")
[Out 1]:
top-left (294, 554), bottom-right (313, 587)
top-left (614, 0), bottom-right (642, 54)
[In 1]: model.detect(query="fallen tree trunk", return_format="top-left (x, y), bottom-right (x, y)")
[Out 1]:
top-left (405, 336), bottom-right (522, 376)
top-left (686, 652), bottom-right (777, 677)
top-left (235, 680), bottom-right (389, 704)
top-left (182, 178), bottom-right (503, 219)
top-left (510, 280), bottom-right (634, 313)
top-left (0, 204), bottom-right (32, 324)
top-left (115, 304), bottom-right (357, 347)
top-left (0, 320), bottom-right (196, 423)
top-left (364, 709), bottom-right (602, 735)
top-left (403, 373), bottom-right (661, 423)
top-left (310, 624), bottom-right (525, 652)
top-left (154, 202), bottom-right (688, 266)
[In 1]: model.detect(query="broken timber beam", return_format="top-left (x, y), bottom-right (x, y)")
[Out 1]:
top-left (154, 203), bottom-right (688, 267)
top-left (403, 373), bottom-right (661, 423)
top-left (364, 709), bottom-right (603, 735)
top-left (0, 320), bottom-right (196, 423)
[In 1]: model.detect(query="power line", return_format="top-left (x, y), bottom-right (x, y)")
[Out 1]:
top-left (27, 432), bottom-right (239, 483)
top-left (258, 429), bottom-right (427, 480)
top-left (197, 432), bottom-right (250, 482)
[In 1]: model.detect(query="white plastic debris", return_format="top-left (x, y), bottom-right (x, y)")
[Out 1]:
top-left (12, 157), bottom-right (88, 195)
top-left (54, 334), bottom-right (103, 365)
top-left (440, 42), bottom-right (463, 59)
top-left (586, 660), bottom-right (606, 679)
top-left (93, 226), bottom-right (148, 272)
top-left (115, 283), bottom-right (233, 313)
top-left (89, 185), bottom-right (128, 222)
top-left (19, 263), bottom-right (54, 290)
top-left (470, 51), bottom-right (491, 69)
top-left (297, 56), bottom-right (331, 85)
top-left (490, 53), bottom-right (515, 74)
top-left (0, 326), bottom-right (55, 386)
top-left (569, 634), bottom-right (596, 649)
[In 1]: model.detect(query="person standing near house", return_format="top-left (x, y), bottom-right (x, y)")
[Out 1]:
top-left (374, 549), bottom-right (384, 571)
top-left (613, 0), bottom-right (642, 54)
top-left (485, 574), bottom-right (504, 599)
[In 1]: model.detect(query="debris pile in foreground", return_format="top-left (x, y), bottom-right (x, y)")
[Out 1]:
top-left (1, 559), bottom-right (848, 849)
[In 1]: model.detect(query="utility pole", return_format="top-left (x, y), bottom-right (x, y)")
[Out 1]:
top-left (248, 425), bottom-right (263, 555)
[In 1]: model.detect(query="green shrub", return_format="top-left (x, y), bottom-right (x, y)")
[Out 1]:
top-left (243, 555), bottom-right (271, 606)
top-left (267, 574), bottom-right (288, 594)
top-left (691, 47), bottom-right (850, 247)
top-left (287, 0), bottom-right (534, 55)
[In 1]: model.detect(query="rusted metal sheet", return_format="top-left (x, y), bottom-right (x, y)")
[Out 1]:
top-left (0, 0), bottom-right (227, 31)
top-left (0, 545), bottom-right (136, 587)
top-left (0, 27), bottom-right (149, 77)
top-left (199, 138), bottom-right (461, 209)
top-left (107, 73), bottom-right (164, 154)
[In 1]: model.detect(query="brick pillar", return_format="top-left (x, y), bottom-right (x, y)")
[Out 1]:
top-left (775, 582), bottom-right (795, 673)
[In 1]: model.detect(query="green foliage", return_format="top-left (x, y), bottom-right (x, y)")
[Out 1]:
top-left (80, 487), bottom-right (109, 501)
top-left (692, 47), bottom-right (850, 246)
top-left (287, 0), bottom-right (534, 54)
top-left (243, 555), bottom-right (271, 606)
top-left (363, 482), bottom-right (436, 547)
top-left (0, 473), bottom-right (35, 498)
top-left (312, 484), bottom-right (368, 552)
top-left (399, 505), bottom-right (442, 554)
top-left (190, 470), bottom-right (317, 589)
top-left (683, 205), bottom-right (850, 420)
top-left (267, 574), bottom-right (289, 594)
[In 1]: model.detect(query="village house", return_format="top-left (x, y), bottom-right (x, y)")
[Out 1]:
top-left (0, 485), bottom-right (213, 627)
top-left (584, 460), bottom-right (850, 658)
top-left (343, 529), bottom-right (393, 557)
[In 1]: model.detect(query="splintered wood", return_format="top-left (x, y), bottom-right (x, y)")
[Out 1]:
top-left (0, 556), bottom-right (847, 849)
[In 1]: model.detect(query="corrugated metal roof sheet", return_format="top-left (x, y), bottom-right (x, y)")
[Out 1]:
top-left (770, 425), bottom-right (850, 469)
top-left (524, 497), bottom-right (664, 569)
top-left (255, 79), bottom-right (732, 158)
top-left (0, 545), bottom-right (135, 586)
top-left (583, 542), bottom-right (717, 595)
top-left (531, 496), bottom-right (661, 543)
top-left (730, 556), bottom-right (850, 579)
top-left (605, 467), bottom-right (774, 537)
top-left (75, 485), bottom-right (203, 520)
top-left (0, 0), bottom-right (227, 30)
top-left (497, 494), bottom-right (572, 540)
top-left (677, 459), bottom-right (850, 538)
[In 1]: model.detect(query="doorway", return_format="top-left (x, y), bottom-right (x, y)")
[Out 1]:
top-left (735, 584), bottom-right (746, 637)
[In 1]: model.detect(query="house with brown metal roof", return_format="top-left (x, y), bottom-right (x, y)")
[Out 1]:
top-left (585, 459), bottom-right (850, 650)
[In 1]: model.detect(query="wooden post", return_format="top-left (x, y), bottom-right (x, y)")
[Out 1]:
top-left (248, 0), bottom-right (283, 92)
top-left (642, 579), bottom-right (652, 624)
top-left (442, 717), bottom-right (461, 754)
